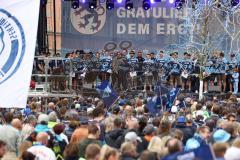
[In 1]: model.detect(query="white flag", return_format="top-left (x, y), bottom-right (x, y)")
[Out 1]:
top-left (0, 0), bottom-right (40, 108)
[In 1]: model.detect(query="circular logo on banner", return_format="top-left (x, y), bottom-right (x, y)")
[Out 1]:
top-left (71, 3), bottom-right (106, 34)
top-left (0, 9), bottom-right (26, 85)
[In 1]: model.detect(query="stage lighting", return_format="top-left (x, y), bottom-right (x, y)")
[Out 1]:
top-left (117, 0), bottom-right (123, 3)
top-left (150, 0), bottom-right (155, 3)
top-left (72, 0), bottom-right (80, 9)
top-left (175, 0), bottom-right (184, 9)
top-left (107, 0), bottom-right (114, 10)
top-left (231, 0), bottom-right (239, 6)
top-left (89, 0), bottom-right (97, 9)
top-left (143, 0), bottom-right (151, 10)
top-left (169, 0), bottom-right (174, 4)
top-left (125, 0), bottom-right (133, 10)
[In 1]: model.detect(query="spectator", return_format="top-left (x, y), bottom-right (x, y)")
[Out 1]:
top-left (0, 112), bottom-right (20, 160)
top-left (99, 145), bottom-right (119, 160)
top-left (120, 142), bottom-right (138, 160)
top-left (64, 143), bottom-right (80, 160)
top-left (84, 144), bottom-right (101, 160)
top-left (139, 150), bottom-right (158, 160)
top-left (0, 140), bottom-right (7, 159)
top-left (105, 117), bottom-right (125, 149)
top-left (212, 142), bottom-right (229, 160)
top-left (185, 126), bottom-right (210, 150)
top-left (27, 132), bottom-right (56, 160)
top-left (79, 124), bottom-right (101, 158)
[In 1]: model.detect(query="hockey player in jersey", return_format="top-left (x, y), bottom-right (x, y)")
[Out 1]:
top-left (216, 52), bottom-right (227, 92)
top-left (128, 50), bottom-right (138, 90)
top-left (156, 50), bottom-right (169, 81)
top-left (227, 54), bottom-right (238, 92)
top-left (169, 52), bottom-right (181, 88)
top-left (144, 53), bottom-right (154, 91)
top-left (180, 52), bottom-right (194, 92)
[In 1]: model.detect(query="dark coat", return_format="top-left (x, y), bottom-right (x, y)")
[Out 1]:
top-left (105, 129), bottom-right (125, 149)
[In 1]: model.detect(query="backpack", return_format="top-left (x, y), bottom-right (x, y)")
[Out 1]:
top-left (52, 136), bottom-right (66, 160)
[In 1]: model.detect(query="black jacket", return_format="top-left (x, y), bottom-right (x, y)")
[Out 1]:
top-left (105, 129), bottom-right (125, 149)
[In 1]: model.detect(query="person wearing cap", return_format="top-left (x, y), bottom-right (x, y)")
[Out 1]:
top-left (174, 116), bottom-right (194, 145)
top-left (140, 125), bottom-right (156, 151)
top-left (213, 129), bottom-right (231, 143)
top-left (35, 114), bottom-right (50, 133)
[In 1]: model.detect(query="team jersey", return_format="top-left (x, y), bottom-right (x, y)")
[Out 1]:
top-left (227, 59), bottom-right (238, 74)
top-left (215, 57), bottom-right (227, 74)
top-left (143, 59), bottom-right (154, 72)
top-left (169, 58), bottom-right (181, 75)
top-left (180, 59), bottom-right (194, 74)
top-left (128, 57), bottom-right (138, 71)
top-left (100, 56), bottom-right (112, 72)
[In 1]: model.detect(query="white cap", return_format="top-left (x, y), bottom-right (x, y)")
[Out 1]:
top-left (171, 106), bottom-right (178, 113)
top-left (125, 132), bottom-right (142, 142)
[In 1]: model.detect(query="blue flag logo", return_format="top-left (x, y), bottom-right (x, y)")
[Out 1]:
top-left (97, 80), bottom-right (119, 108)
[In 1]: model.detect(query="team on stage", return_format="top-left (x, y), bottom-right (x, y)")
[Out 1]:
top-left (34, 50), bottom-right (239, 94)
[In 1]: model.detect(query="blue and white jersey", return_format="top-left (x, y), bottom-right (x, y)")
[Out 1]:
top-left (143, 59), bottom-right (154, 72)
top-left (128, 57), bottom-right (138, 71)
top-left (205, 58), bottom-right (216, 74)
top-left (100, 56), bottom-right (112, 72)
top-left (215, 58), bottom-right (227, 74)
top-left (169, 58), bottom-right (181, 75)
top-left (227, 59), bottom-right (238, 74)
top-left (180, 59), bottom-right (194, 74)
top-left (156, 57), bottom-right (168, 71)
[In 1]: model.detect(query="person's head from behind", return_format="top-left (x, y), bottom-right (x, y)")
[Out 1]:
top-left (21, 151), bottom-right (36, 160)
top-left (11, 118), bottom-right (22, 131)
top-left (166, 138), bottom-right (183, 154)
top-left (100, 145), bottom-right (119, 160)
top-left (92, 107), bottom-right (105, 119)
top-left (85, 144), bottom-right (100, 160)
top-left (18, 141), bottom-right (32, 159)
top-left (140, 150), bottom-right (158, 160)
top-left (212, 142), bottom-right (229, 158)
top-left (88, 124), bottom-right (100, 139)
top-left (36, 132), bottom-right (49, 146)
top-left (113, 117), bottom-right (123, 129)
top-left (4, 112), bottom-right (13, 124)
top-left (197, 126), bottom-right (210, 140)
top-left (0, 140), bottom-right (7, 158)
top-left (120, 142), bottom-right (137, 158)
top-left (64, 143), bottom-right (79, 159)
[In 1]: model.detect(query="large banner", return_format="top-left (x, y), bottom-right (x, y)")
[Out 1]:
top-left (0, 0), bottom-right (40, 108)
top-left (62, 0), bottom-right (240, 54)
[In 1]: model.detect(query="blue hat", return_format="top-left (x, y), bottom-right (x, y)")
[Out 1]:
top-left (213, 129), bottom-right (231, 143)
top-left (177, 116), bottom-right (186, 123)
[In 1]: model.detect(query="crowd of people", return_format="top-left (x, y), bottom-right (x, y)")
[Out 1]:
top-left (32, 50), bottom-right (240, 94)
top-left (0, 92), bottom-right (240, 160)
